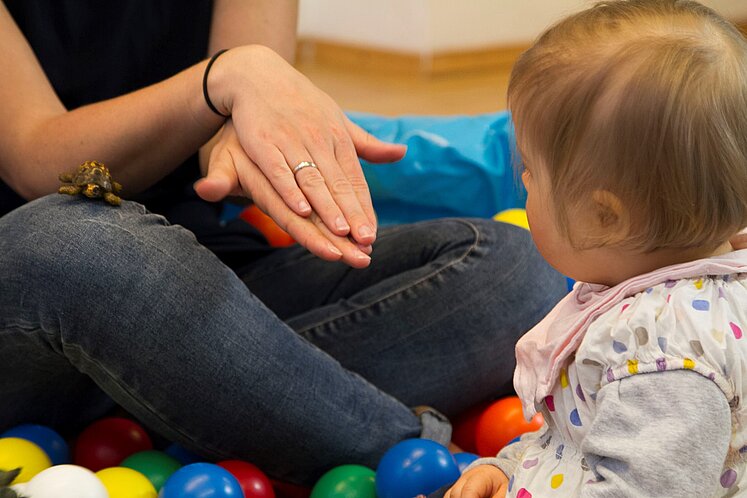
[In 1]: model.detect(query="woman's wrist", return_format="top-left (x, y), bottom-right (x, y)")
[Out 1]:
top-left (203, 49), bottom-right (230, 117)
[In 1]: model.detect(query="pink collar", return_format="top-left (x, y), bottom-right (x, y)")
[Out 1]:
top-left (514, 249), bottom-right (747, 418)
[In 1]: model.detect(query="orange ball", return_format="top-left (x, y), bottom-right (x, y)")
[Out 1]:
top-left (240, 205), bottom-right (295, 247)
top-left (474, 396), bottom-right (543, 457)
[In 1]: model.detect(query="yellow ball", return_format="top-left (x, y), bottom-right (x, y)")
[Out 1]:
top-left (0, 437), bottom-right (52, 484)
top-left (493, 208), bottom-right (530, 230)
top-left (96, 467), bottom-right (157, 498)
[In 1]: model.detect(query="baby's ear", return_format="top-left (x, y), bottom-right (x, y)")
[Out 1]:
top-left (590, 189), bottom-right (630, 243)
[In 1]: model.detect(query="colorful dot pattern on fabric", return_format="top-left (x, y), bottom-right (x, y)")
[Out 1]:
top-left (509, 274), bottom-right (747, 497)
top-left (612, 340), bottom-right (627, 353)
top-left (555, 444), bottom-right (564, 460)
top-left (692, 299), bottom-right (710, 311)
top-left (575, 384), bottom-right (585, 401)
top-left (551, 474), bottom-right (564, 489)
top-left (731, 322), bottom-right (743, 339)
top-left (721, 469), bottom-right (737, 488)
top-left (627, 359), bottom-right (639, 375)
top-left (658, 337), bottom-right (668, 353)
top-left (634, 327), bottom-right (649, 345)
top-left (570, 409), bottom-right (582, 426)
top-left (545, 395), bottom-right (555, 411)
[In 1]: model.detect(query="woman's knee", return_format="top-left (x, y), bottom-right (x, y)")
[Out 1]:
top-left (0, 195), bottom-right (185, 310)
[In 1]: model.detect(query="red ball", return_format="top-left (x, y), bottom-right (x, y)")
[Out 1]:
top-left (74, 417), bottom-right (153, 471)
top-left (271, 478), bottom-right (311, 498)
top-left (474, 396), bottom-right (543, 457)
top-left (451, 401), bottom-right (493, 454)
top-left (218, 460), bottom-right (275, 498)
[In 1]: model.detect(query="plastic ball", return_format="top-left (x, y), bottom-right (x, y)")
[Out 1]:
top-left (453, 453), bottom-right (479, 473)
top-left (493, 208), bottom-right (529, 230)
top-left (74, 417), bottom-right (153, 471)
top-left (159, 463), bottom-right (243, 498)
top-left (475, 396), bottom-right (544, 457)
top-left (240, 204), bottom-right (296, 247)
top-left (96, 466), bottom-right (157, 498)
top-left (310, 464), bottom-right (375, 498)
top-left (451, 401), bottom-right (492, 455)
top-left (1, 424), bottom-right (70, 465)
top-left (19, 464), bottom-right (108, 498)
top-left (0, 437), bottom-right (52, 484)
top-left (164, 443), bottom-right (203, 465)
top-left (375, 438), bottom-right (461, 498)
top-left (218, 460), bottom-right (275, 498)
top-left (121, 450), bottom-right (181, 491)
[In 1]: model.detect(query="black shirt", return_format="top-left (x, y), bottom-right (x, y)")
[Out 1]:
top-left (2, 1), bottom-right (271, 266)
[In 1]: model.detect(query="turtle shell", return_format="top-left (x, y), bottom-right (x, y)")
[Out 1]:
top-left (71, 161), bottom-right (114, 194)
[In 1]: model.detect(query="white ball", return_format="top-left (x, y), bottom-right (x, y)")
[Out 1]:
top-left (20, 464), bottom-right (109, 498)
top-left (10, 482), bottom-right (27, 494)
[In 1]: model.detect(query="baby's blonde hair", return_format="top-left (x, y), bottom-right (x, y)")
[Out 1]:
top-left (508, 0), bottom-right (747, 252)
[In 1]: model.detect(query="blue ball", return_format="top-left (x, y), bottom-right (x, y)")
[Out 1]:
top-left (164, 443), bottom-right (203, 465)
top-left (1, 424), bottom-right (69, 465)
top-left (375, 438), bottom-right (461, 498)
top-left (453, 452), bottom-right (479, 473)
top-left (160, 463), bottom-right (243, 498)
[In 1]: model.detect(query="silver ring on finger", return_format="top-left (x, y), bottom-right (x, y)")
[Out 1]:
top-left (293, 161), bottom-right (318, 174)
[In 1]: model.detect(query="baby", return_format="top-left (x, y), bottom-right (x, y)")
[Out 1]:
top-left (446, 1), bottom-right (747, 497)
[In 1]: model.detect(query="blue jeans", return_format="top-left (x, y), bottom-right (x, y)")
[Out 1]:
top-left (0, 195), bottom-right (566, 483)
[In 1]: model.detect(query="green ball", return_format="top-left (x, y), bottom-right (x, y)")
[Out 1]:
top-left (120, 450), bottom-right (181, 491)
top-left (310, 464), bottom-right (376, 498)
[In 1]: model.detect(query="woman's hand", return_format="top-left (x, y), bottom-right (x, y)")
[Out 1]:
top-left (195, 120), bottom-right (374, 268)
top-left (204, 45), bottom-right (406, 247)
top-left (444, 466), bottom-right (510, 498)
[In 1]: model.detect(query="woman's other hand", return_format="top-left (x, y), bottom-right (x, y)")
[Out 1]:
top-left (195, 120), bottom-right (374, 268)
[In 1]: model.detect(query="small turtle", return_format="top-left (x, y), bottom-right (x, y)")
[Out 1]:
top-left (59, 160), bottom-right (122, 206)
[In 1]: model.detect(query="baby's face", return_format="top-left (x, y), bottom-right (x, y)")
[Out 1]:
top-left (521, 154), bottom-right (623, 285)
top-left (521, 161), bottom-right (575, 278)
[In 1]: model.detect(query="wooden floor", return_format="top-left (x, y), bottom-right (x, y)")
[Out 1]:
top-left (295, 60), bottom-right (512, 117)
top-left (296, 18), bottom-right (747, 117)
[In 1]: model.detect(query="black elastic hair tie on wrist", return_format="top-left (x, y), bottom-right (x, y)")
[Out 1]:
top-left (203, 49), bottom-right (230, 118)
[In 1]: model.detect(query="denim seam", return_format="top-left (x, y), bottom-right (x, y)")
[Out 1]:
top-left (294, 219), bottom-right (482, 333)
top-left (62, 342), bottom-right (233, 458)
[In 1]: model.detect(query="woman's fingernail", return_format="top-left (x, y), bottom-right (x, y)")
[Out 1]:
top-left (358, 244), bottom-right (373, 255)
top-left (336, 216), bottom-right (350, 232)
top-left (299, 200), bottom-right (311, 213)
top-left (328, 244), bottom-right (343, 256)
top-left (356, 252), bottom-right (371, 262)
top-left (359, 224), bottom-right (374, 238)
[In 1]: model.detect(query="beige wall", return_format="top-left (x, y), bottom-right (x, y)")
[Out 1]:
top-left (298, 0), bottom-right (747, 54)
